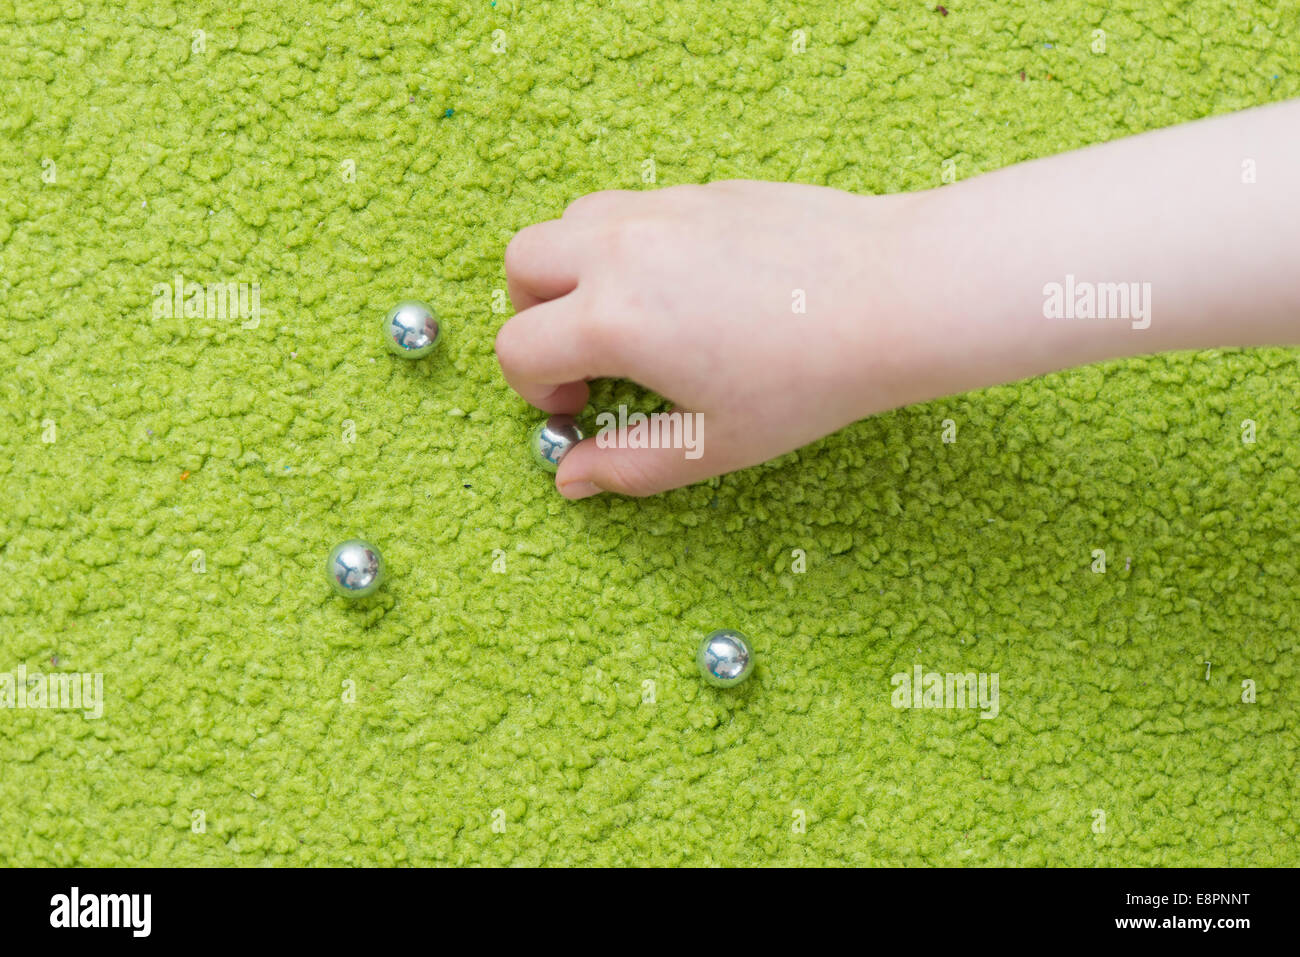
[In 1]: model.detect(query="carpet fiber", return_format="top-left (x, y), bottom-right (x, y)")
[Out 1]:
top-left (2, 0), bottom-right (1298, 865)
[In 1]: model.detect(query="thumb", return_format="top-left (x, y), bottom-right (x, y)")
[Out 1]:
top-left (555, 417), bottom-right (714, 499)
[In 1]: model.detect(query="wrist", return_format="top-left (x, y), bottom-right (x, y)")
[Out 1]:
top-left (863, 181), bottom-right (1152, 414)
top-left (842, 184), bottom-right (1040, 419)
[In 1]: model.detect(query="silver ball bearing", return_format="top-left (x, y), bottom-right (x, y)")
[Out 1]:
top-left (381, 300), bottom-right (441, 359)
top-left (530, 414), bottom-right (584, 473)
top-left (327, 539), bottom-right (384, 598)
top-left (697, 629), bottom-right (755, 688)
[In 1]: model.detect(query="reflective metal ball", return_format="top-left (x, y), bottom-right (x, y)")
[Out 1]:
top-left (530, 415), bottom-right (584, 473)
top-left (697, 629), bottom-right (755, 688)
top-left (381, 300), bottom-right (441, 358)
top-left (327, 539), bottom-right (384, 598)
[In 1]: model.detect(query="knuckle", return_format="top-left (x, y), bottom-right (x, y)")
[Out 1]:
top-left (570, 296), bottom-right (617, 354)
top-left (492, 321), bottom-right (515, 363)
top-left (503, 231), bottom-right (528, 275)
top-left (656, 183), bottom-right (713, 206)
top-left (563, 190), bottom-right (627, 220)
top-left (571, 289), bottom-right (637, 367)
top-left (493, 318), bottom-right (528, 370)
top-left (503, 224), bottom-right (542, 275)
top-left (605, 216), bottom-right (670, 261)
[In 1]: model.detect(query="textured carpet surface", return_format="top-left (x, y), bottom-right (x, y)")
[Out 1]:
top-left (2, 0), bottom-right (1298, 866)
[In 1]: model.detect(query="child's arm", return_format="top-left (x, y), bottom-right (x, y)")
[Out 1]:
top-left (496, 98), bottom-right (1300, 499)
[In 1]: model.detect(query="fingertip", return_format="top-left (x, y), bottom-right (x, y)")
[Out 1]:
top-left (557, 479), bottom-right (603, 500)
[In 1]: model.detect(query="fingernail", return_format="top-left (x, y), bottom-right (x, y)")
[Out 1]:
top-left (559, 480), bottom-right (602, 500)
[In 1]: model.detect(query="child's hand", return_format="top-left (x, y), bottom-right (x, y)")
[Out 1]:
top-left (496, 100), bottom-right (1300, 499)
top-left (496, 181), bottom-right (922, 498)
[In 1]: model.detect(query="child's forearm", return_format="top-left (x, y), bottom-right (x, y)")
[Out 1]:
top-left (871, 98), bottom-right (1300, 414)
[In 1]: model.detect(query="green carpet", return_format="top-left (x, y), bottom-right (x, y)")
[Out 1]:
top-left (2, 0), bottom-right (1298, 866)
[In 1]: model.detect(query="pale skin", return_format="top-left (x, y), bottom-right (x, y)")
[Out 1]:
top-left (496, 99), bottom-right (1300, 499)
